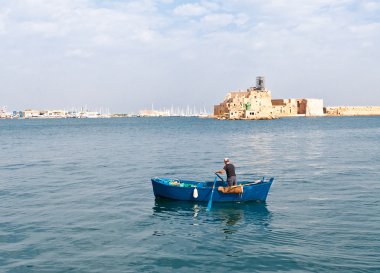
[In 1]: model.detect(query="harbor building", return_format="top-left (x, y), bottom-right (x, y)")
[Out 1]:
top-left (214, 76), bottom-right (324, 120)
top-left (23, 109), bottom-right (44, 118)
top-left (0, 106), bottom-right (12, 118)
top-left (271, 98), bottom-right (324, 117)
top-left (20, 108), bottom-right (109, 118)
top-left (22, 109), bottom-right (67, 118)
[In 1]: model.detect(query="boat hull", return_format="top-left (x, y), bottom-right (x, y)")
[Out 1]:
top-left (151, 178), bottom-right (274, 202)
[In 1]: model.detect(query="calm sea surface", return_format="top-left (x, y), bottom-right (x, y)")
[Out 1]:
top-left (1, 117), bottom-right (379, 273)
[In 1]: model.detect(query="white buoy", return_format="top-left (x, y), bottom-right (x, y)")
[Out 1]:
top-left (193, 188), bottom-right (198, 198)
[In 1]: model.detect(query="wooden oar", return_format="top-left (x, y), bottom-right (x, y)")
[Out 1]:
top-left (206, 176), bottom-right (218, 212)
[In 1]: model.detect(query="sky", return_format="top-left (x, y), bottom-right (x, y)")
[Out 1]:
top-left (1, 0), bottom-right (379, 113)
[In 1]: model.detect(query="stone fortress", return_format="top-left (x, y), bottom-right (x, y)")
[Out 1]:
top-left (214, 76), bottom-right (380, 120)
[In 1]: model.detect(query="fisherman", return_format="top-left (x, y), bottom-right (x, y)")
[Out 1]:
top-left (215, 158), bottom-right (237, 187)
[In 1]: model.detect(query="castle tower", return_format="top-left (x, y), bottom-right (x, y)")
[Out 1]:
top-left (256, 76), bottom-right (265, 91)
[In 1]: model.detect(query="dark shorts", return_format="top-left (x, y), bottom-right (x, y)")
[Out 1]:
top-left (227, 176), bottom-right (237, 186)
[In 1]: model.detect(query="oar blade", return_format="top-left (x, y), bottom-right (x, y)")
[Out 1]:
top-left (206, 176), bottom-right (217, 212)
top-left (206, 200), bottom-right (212, 211)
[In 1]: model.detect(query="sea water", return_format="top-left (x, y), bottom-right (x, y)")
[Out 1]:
top-left (0, 117), bottom-right (379, 272)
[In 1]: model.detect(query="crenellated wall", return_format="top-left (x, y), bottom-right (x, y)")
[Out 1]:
top-left (324, 106), bottom-right (380, 116)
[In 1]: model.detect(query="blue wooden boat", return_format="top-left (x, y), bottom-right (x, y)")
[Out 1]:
top-left (151, 174), bottom-right (274, 203)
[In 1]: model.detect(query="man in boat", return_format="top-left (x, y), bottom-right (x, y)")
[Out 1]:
top-left (215, 158), bottom-right (237, 187)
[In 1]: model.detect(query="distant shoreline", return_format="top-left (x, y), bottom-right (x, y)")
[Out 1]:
top-left (2, 114), bottom-right (380, 121)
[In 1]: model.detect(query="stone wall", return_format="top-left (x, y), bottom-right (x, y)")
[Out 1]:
top-left (244, 90), bottom-right (274, 119)
top-left (324, 106), bottom-right (380, 116)
top-left (214, 88), bottom-right (275, 119)
top-left (305, 99), bottom-right (324, 116)
top-left (271, 98), bottom-right (324, 117)
top-left (272, 99), bottom-right (298, 116)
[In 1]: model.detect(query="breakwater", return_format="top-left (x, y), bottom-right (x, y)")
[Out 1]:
top-left (324, 106), bottom-right (380, 116)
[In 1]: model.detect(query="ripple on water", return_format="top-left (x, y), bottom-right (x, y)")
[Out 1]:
top-left (0, 117), bottom-right (380, 272)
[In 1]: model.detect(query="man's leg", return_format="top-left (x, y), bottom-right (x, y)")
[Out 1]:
top-left (227, 177), bottom-right (233, 187)
top-left (232, 176), bottom-right (237, 186)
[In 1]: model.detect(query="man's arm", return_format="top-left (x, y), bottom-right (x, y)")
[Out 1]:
top-left (215, 169), bottom-right (225, 174)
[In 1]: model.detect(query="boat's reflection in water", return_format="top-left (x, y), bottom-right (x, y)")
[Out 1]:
top-left (152, 198), bottom-right (272, 234)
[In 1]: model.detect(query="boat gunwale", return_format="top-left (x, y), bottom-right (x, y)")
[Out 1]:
top-left (151, 177), bottom-right (273, 188)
